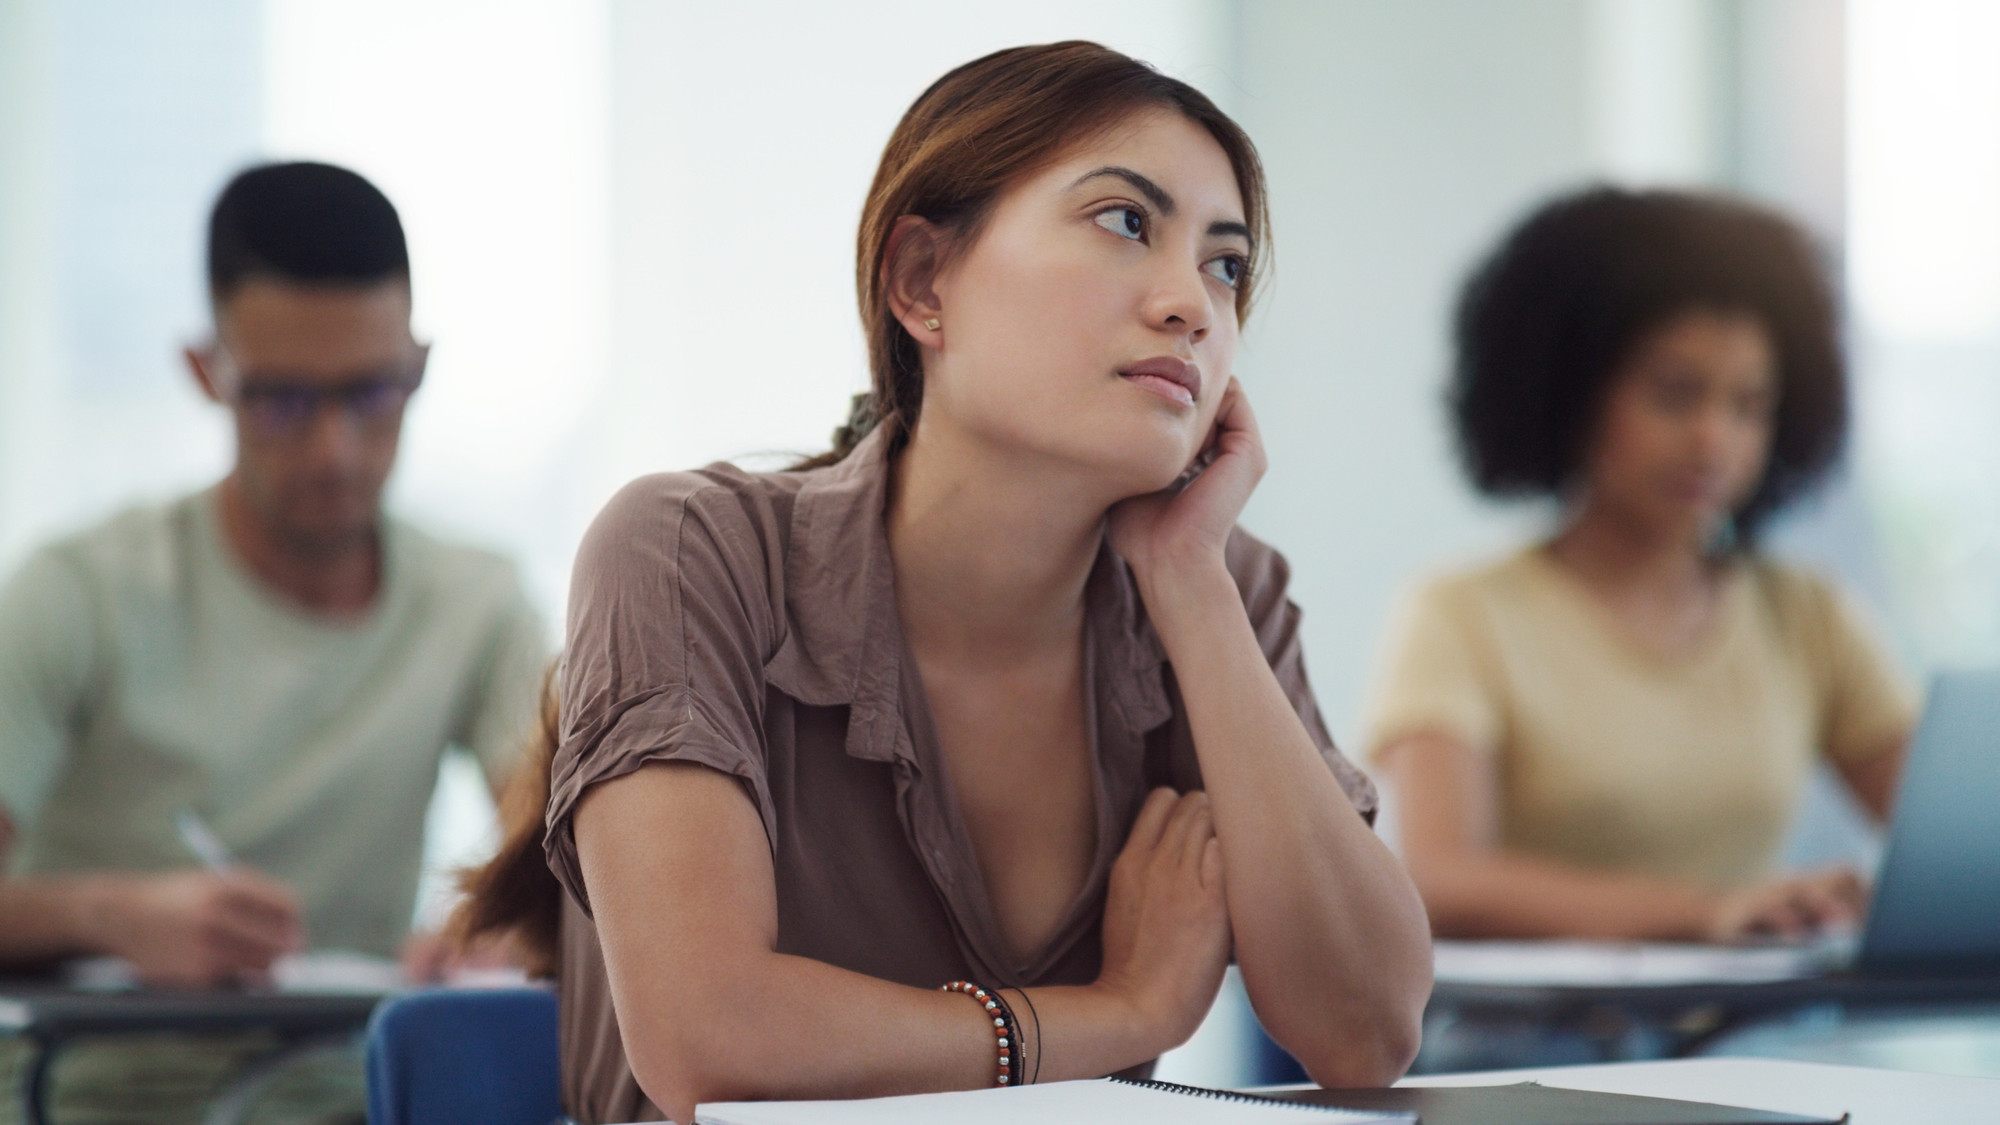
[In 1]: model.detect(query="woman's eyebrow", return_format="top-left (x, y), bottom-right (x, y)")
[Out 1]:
top-left (1209, 219), bottom-right (1253, 245)
top-left (1069, 166), bottom-right (1176, 214)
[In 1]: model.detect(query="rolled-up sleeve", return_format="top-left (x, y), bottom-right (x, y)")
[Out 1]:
top-left (544, 473), bottom-right (784, 914)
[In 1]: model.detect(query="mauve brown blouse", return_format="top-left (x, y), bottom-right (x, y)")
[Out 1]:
top-left (545, 427), bottom-right (1377, 1123)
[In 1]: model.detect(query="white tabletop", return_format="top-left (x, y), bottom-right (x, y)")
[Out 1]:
top-left (1399, 1056), bottom-right (2000, 1124)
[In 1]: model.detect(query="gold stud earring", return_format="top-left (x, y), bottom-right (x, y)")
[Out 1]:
top-left (923, 317), bottom-right (940, 331)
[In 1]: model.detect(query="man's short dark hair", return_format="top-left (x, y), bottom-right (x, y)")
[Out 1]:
top-left (1449, 185), bottom-right (1847, 539)
top-left (207, 162), bottom-right (409, 302)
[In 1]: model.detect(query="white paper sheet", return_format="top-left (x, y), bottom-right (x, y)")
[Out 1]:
top-left (62, 949), bottom-right (406, 993)
top-left (696, 1078), bottom-right (1411, 1125)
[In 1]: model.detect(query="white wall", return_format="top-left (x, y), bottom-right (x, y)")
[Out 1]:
top-left (1229, 1), bottom-right (1601, 747)
top-left (1848, 0), bottom-right (2000, 667)
top-left (0, 0), bottom-right (261, 570)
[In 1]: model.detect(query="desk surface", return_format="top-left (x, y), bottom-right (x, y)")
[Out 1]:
top-left (0, 981), bottom-right (385, 1040)
top-left (0, 980), bottom-right (390, 1125)
top-left (1400, 1057), bottom-right (2000, 1125)
top-left (1431, 970), bottom-right (2000, 1017)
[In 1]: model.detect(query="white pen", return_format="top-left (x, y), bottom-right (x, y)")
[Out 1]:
top-left (173, 810), bottom-right (233, 873)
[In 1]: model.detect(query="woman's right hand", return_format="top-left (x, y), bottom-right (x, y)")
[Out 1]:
top-left (1704, 865), bottom-right (1868, 944)
top-left (1094, 787), bottom-right (1232, 1052)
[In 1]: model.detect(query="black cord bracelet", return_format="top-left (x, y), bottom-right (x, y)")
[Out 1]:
top-left (1007, 986), bottom-right (1042, 1084)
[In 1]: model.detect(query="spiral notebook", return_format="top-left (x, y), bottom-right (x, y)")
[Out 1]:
top-left (693, 1076), bottom-right (1846, 1125)
top-left (693, 1077), bottom-right (1412, 1124)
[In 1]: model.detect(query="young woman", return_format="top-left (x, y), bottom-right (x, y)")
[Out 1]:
top-left (1368, 187), bottom-right (1917, 944)
top-left (458, 40), bottom-right (1431, 1124)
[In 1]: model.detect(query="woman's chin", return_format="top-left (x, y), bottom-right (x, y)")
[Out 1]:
top-left (1651, 506), bottom-right (1731, 550)
top-left (998, 412), bottom-right (1199, 497)
top-left (1102, 419), bottom-right (1204, 487)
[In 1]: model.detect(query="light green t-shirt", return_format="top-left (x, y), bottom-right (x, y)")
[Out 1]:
top-left (0, 488), bottom-right (549, 956)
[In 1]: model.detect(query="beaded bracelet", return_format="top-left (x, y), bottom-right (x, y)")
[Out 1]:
top-left (940, 980), bottom-right (1019, 1086)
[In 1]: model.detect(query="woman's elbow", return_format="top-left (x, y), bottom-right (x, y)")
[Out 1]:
top-left (1309, 1019), bottom-right (1423, 1088)
top-left (1269, 952), bottom-right (1430, 1088)
top-left (1295, 996), bottom-right (1426, 1088)
top-left (628, 1018), bottom-right (753, 1124)
top-left (627, 1049), bottom-right (705, 1125)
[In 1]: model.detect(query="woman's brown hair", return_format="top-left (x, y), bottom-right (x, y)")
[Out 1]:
top-left (449, 664), bottom-right (563, 977)
top-left (456, 43), bottom-right (1271, 966)
top-left (800, 40), bottom-right (1270, 468)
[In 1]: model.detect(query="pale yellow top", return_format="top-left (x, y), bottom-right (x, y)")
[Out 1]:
top-left (1365, 548), bottom-right (1918, 889)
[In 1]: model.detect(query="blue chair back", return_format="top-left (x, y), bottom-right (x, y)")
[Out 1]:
top-left (366, 987), bottom-right (561, 1125)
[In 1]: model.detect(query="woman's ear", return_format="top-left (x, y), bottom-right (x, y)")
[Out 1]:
top-left (883, 214), bottom-right (947, 348)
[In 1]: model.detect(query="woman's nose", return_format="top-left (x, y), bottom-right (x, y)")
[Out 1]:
top-left (1144, 260), bottom-right (1213, 343)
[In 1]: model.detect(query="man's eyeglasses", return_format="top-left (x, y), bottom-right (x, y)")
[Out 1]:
top-left (235, 376), bottom-right (421, 437)
top-left (197, 342), bottom-right (428, 437)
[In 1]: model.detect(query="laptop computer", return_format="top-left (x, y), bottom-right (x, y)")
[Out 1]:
top-left (1430, 671), bottom-right (2000, 991)
top-left (1855, 668), bottom-right (2000, 975)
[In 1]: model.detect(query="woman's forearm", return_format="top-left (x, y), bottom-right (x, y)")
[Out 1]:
top-left (1408, 847), bottom-right (1717, 940)
top-left (1138, 560), bottom-right (1431, 1087)
top-left (628, 951), bottom-right (1156, 1118)
top-left (577, 764), bottom-right (1174, 1123)
top-left (1384, 734), bottom-right (1723, 941)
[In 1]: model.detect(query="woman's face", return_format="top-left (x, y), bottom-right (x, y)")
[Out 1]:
top-left (1582, 308), bottom-right (1777, 544)
top-left (914, 108), bottom-right (1250, 495)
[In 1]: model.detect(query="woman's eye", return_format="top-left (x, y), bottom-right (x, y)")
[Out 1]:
top-left (1094, 206), bottom-right (1145, 240)
top-left (1203, 255), bottom-right (1244, 288)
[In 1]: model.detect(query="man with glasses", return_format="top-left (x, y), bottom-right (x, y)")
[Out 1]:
top-left (0, 162), bottom-right (547, 1119)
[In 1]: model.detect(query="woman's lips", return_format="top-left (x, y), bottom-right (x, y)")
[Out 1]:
top-left (1119, 357), bottom-right (1201, 408)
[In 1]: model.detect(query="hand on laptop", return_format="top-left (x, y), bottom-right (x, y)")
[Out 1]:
top-left (82, 868), bottom-right (304, 987)
top-left (1704, 865), bottom-right (1867, 944)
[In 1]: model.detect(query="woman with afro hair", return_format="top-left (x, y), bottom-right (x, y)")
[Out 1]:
top-left (1366, 187), bottom-right (1917, 944)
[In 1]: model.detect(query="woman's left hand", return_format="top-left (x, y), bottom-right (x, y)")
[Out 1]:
top-left (1109, 376), bottom-right (1267, 589)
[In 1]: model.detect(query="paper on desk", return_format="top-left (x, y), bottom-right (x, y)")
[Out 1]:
top-left (696, 1078), bottom-right (1410, 1125)
top-left (270, 949), bottom-right (406, 992)
top-left (63, 949), bottom-right (405, 993)
top-left (1431, 938), bottom-right (1851, 987)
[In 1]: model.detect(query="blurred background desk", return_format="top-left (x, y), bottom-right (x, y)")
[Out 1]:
top-left (0, 977), bottom-right (388, 1125)
top-left (1414, 941), bottom-right (2000, 1076)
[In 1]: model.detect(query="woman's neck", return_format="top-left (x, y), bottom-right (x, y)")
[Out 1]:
top-left (1546, 498), bottom-right (1718, 599)
top-left (886, 421), bottom-right (1114, 668)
